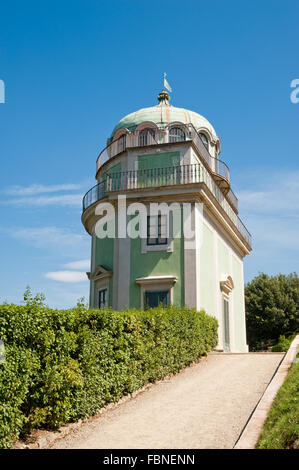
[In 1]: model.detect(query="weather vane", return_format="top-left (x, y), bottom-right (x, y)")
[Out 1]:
top-left (163, 73), bottom-right (172, 93)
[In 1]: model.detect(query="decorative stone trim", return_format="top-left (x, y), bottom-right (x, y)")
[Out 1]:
top-left (136, 276), bottom-right (177, 309)
top-left (141, 238), bottom-right (173, 254)
top-left (197, 126), bottom-right (216, 145)
top-left (135, 121), bottom-right (159, 133)
top-left (135, 275), bottom-right (177, 286)
top-left (220, 275), bottom-right (234, 295)
top-left (87, 265), bottom-right (112, 282)
top-left (113, 128), bottom-right (130, 140)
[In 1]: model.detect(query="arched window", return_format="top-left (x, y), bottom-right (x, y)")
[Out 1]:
top-left (117, 134), bottom-right (126, 154)
top-left (214, 145), bottom-right (218, 158)
top-left (138, 128), bottom-right (155, 147)
top-left (169, 127), bottom-right (186, 143)
top-left (199, 132), bottom-right (209, 150)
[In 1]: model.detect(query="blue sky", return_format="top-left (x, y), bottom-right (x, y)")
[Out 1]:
top-left (0, 0), bottom-right (298, 308)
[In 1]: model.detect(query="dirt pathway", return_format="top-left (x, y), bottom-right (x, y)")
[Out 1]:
top-left (52, 353), bottom-right (283, 449)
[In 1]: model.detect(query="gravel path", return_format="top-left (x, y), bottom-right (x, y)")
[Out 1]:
top-left (52, 353), bottom-right (283, 449)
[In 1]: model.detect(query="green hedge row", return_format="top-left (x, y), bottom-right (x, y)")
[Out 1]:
top-left (0, 300), bottom-right (218, 448)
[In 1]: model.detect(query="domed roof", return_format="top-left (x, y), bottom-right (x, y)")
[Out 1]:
top-left (111, 90), bottom-right (217, 139)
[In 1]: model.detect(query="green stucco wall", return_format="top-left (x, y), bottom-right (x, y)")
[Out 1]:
top-left (129, 209), bottom-right (184, 308)
top-left (95, 221), bottom-right (114, 306)
top-left (138, 151), bottom-right (180, 170)
top-left (128, 151), bottom-right (183, 307)
top-left (107, 162), bottom-right (122, 174)
top-left (95, 163), bottom-right (121, 306)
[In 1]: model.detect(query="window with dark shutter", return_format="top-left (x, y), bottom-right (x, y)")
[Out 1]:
top-left (144, 290), bottom-right (170, 309)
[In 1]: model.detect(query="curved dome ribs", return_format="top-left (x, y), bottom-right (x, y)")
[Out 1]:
top-left (111, 90), bottom-right (218, 141)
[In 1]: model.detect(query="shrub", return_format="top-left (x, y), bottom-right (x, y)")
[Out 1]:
top-left (245, 273), bottom-right (299, 351)
top-left (0, 301), bottom-right (217, 448)
top-left (0, 345), bottom-right (38, 448)
top-left (271, 335), bottom-right (292, 352)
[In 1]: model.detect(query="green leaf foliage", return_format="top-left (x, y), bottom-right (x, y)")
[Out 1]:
top-left (271, 335), bottom-right (293, 352)
top-left (257, 360), bottom-right (299, 449)
top-left (0, 301), bottom-right (218, 448)
top-left (245, 273), bottom-right (299, 351)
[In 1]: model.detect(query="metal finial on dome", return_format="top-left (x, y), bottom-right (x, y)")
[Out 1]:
top-left (157, 89), bottom-right (170, 104)
top-left (157, 73), bottom-right (172, 104)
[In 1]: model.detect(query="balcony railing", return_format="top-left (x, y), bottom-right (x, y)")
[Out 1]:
top-left (95, 123), bottom-right (239, 214)
top-left (226, 188), bottom-right (238, 210)
top-left (96, 123), bottom-right (229, 180)
top-left (82, 164), bottom-right (251, 247)
top-left (96, 131), bottom-right (159, 170)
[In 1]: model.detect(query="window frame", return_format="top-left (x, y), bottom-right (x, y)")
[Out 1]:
top-left (222, 295), bottom-right (230, 351)
top-left (169, 126), bottom-right (186, 143)
top-left (98, 288), bottom-right (108, 309)
top-left (147, 214), bottom-right (168, 246)
top-left (117, 133), bottom-right (126, 154)
top-left (144, 290), bottom-right (170, 309)
top-left (199, 132), bottom-right (209, 150)
top-left (138, 128), bottom-right (155, 147)
top-left (136, 276), bottom-right (177, 309)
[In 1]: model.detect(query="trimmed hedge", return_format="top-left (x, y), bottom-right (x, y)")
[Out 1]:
top-left (0, 301), bottom-right (218, 448)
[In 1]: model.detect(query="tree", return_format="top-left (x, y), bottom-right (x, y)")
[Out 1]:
top-left (23, 285), bottom-right (46, 306)
top-left (245, 273), bottom-right (299, 351)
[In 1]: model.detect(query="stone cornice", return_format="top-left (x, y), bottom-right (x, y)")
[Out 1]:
top-left (87, 265), bottom-right (112, 281)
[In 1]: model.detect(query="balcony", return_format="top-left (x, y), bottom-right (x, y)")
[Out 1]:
top-left (95, 123), bottom-right (239, 214)
top-left (82, 164), bottom-right (251, 248)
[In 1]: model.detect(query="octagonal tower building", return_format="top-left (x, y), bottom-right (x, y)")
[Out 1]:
top-left (82, 89), bottom-right (252, 353)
